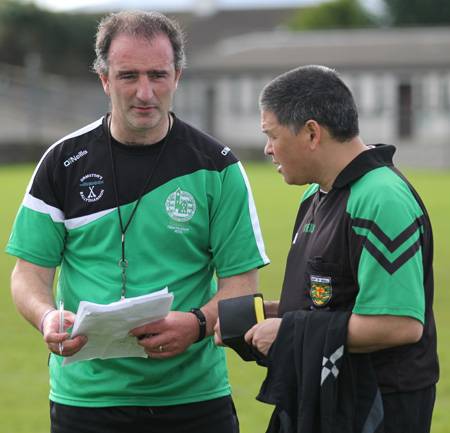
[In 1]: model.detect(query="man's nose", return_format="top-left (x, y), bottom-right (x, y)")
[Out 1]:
top-left (136, 76), bottom-right (154, 101)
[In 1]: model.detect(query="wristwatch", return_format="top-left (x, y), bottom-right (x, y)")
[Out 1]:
top-left (190, 308), bottom-right (207, 343)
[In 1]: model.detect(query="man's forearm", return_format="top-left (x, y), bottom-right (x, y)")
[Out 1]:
top-left (264, 300), bottom-right (280, 318)
top-left (201, 268), bottom-right (258, 336)
top-left (11, 258), bottom-right (57, 331)
top-left (347, 313), bottom-right (423, 353)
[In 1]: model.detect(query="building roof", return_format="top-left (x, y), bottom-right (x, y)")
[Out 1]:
top-left (171, 8), bottom-right (295, 53)
top-left (187, 26), bottom-right (450, 73)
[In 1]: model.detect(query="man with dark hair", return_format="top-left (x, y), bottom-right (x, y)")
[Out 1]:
top-left (6, 10), bottom-right (269, 433)
top-left (243, 65), bottom-right (438, 432)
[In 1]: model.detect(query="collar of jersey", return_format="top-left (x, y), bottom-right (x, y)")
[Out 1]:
top-left (332, 144), bottom-right (396, 189)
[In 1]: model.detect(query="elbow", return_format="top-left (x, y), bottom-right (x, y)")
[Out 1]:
top-left (347, 314), bottom-right (424, 353)
top-left (406, 319), bottom-right (424, 344)
top-left (390, 316), bottom-right (423, 346)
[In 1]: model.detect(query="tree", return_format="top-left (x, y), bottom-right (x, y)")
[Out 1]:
top-left (0, 1), bottom-right (101, 78)
top-left (287, 0), bottom-right (377, 30)
top-left (383, 0), bottom-right (450, 26)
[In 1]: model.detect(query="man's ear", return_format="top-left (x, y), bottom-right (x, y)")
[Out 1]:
top-left (305, 120), bottom-right (321, 150)
top-left (174, 69), bottom-right (182, 90)
top-left (100, 74), bottom-right (110, 95)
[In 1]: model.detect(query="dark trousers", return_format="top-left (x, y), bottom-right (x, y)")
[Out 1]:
top-left (382, 385), bottom-right (436, 433)
top-left (50, 395), bottom-right (239, 433)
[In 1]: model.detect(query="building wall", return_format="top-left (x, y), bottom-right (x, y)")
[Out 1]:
top-left (1, 60), bottom-right (449, 167)
top-left (175, 67), bottom-right (450, 167)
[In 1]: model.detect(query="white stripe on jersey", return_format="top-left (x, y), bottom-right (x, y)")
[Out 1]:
top-left (20, 117), bottom-right (107, 227)
top-left (23, 117), bottom-right (104, 197)
top-left (23, 190), bottom-right (116, 229)
top-left (23, 193), bottom-right (65, 222)
top-left (65, 208), bottom-right (116, 230)
top-left (238, 161), bottom-right (270, 265)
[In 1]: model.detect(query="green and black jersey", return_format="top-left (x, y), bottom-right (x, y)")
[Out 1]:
top-left (6, 113), bottom-right (269, 407)
top-left (278, 145), bottom-right (438, 394)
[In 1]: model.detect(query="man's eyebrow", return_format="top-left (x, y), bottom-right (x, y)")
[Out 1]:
top-left (116, 69), bottom-right (137, 75)
top-left (147, 69), bottom-right (170, 75)
top-left (116, 69), bottom-right (170, 76)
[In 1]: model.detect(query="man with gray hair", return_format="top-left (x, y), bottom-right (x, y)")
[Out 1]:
top-left (6, 10), bottom-right (269, 432)
top-left (243, 65), bottom-right (438, 432)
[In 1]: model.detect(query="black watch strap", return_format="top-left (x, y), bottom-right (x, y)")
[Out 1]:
top-left (190, 308), bottom-right (207, 343)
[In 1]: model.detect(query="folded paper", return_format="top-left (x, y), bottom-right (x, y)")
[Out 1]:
top-left (62, 287), bottom-right (173, 366)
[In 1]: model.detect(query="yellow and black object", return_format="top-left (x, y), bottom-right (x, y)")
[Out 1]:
top-left (218, 293), bottom-right (266, 362)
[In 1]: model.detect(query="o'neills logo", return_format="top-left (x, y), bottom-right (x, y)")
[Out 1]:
top-left (64, 150), bottom-right (88, 167)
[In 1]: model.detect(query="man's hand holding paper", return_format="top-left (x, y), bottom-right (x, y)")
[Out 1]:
top-left (42, 308), bottom-right (87, 358)
top-left (62, 288), bottom-right (173, 366)
top-left (130, 310), bottom-right (203, 359)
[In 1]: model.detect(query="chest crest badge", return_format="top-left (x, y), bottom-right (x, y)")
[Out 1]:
top-left (165, 187), bottom-right (197, 234)
top-left (79, 173), bottom-right (105, 203)
top-left (310, 275), bottom-right (332, 307)
top-left (165, 187), bottom-right (196, 222)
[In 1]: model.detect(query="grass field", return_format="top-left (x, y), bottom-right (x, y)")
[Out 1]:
top-left (1, 162), bottom-right (449, 432)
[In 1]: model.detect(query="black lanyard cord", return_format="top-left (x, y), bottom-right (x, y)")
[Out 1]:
top-left (107, 113), bottom-right (172, 299)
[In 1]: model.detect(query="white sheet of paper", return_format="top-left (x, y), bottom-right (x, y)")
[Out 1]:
top-left (62, 287), bottom-right (173, 366)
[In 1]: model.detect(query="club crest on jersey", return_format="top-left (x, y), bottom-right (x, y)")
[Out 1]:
top-left (310, 275), bottom-right (332, 307)
top-left (79, 173), bottom-right (104, 203)
top-left (166, 187), bottom-right (196, 233)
